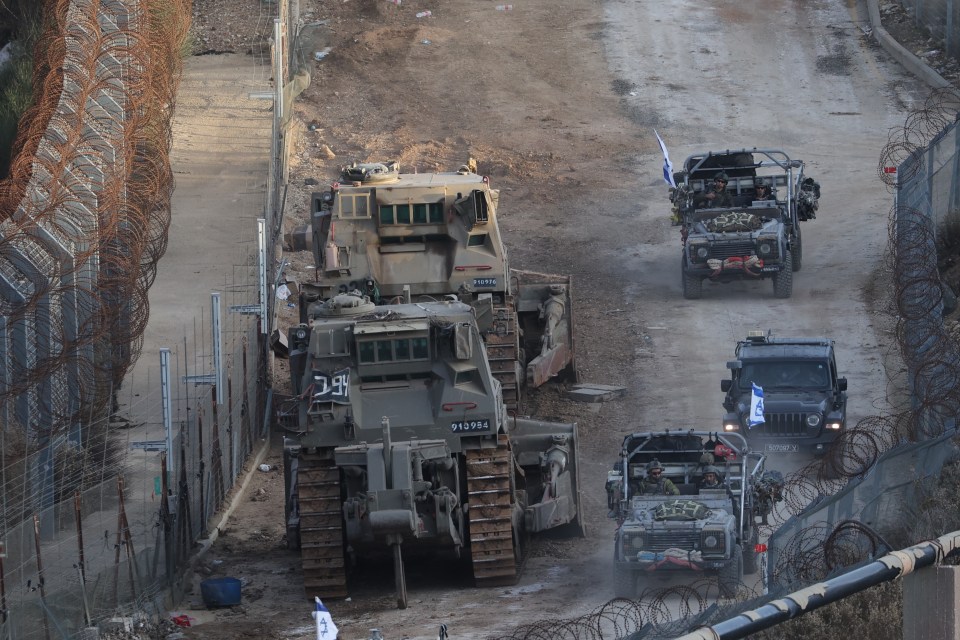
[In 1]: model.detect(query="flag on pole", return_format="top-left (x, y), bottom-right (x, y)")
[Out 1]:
top-left (313, 597), bottom-right (339, 640)
top-left (654, 129), bottom-right (677, 188)
top-left (749, 383), bottom-right (765, 428)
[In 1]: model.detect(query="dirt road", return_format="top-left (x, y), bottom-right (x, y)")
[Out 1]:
top-left (174, 0), bottom-right (931, 637)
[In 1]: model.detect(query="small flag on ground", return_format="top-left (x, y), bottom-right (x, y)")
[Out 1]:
top-left (313, 597), bottom-right (339, 640)
top-left (749, 383), bottom-right (765, 428)
top-left (654, 129), bottom-right (677, 188)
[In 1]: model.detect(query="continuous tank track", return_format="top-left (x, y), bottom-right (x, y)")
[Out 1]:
top-left (485, 299), bottom-right (522, 412)
top-left (297, 450), bottom-right (348, 599)
top-left (466, 435), bottom-right (520, 586)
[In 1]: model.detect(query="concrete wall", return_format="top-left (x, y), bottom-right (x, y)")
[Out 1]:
top-left (903, 565), bottom-right (960, 640)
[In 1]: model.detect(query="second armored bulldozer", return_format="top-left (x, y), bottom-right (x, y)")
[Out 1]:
top-left (301, 159), bottom-right (576, 408)
top-left (281, 291), bottom-right (584, 608)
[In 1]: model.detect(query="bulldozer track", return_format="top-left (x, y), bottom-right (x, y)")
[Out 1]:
top-left (297, 450), bottom-right (348, 599)
top-left (485, 299), bottom-right (522, 412)
top-left (466, 435), bottom-right (520, 587)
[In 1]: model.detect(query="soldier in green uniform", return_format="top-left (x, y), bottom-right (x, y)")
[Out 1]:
top-left (697, 172), bottom-right (732, 208)
top-left (638, 459), bottom-right (680, 496)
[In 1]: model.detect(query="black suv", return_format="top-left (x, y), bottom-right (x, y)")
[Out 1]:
top-left (721, 332), bottom-right (847, 455)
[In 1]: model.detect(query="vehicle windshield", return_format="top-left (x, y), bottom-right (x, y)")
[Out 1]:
top-left (739, 360), bottom-right (830, 390)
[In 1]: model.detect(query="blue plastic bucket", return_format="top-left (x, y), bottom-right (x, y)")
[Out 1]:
top-left (200, 577), bottom-right (242, 607)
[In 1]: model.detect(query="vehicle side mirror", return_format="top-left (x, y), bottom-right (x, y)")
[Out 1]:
top-left (837, 378), bottom-right (847, 392)
top-left (721, 380), bottom-right (732, 393)
top-left (726, 360), bottom-right (742, 370)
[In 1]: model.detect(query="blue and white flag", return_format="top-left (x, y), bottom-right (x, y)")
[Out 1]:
top-left (654, 129), bottom-right (677, 188)
top-left (313, 597), bottom-right (339, 640)
top-left (749, 383), bottom-right (765, 428)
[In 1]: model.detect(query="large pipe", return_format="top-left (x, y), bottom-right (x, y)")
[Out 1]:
top-left (675, 530), bottom-right (960, 640)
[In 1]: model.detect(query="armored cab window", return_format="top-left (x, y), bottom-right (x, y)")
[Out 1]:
top-left (411, 337), bottom-right (428, 359)
top-left (358, 341), bottom-right (376, 364)
top-left (412, 203), bottom-right (444, 223)
top-left (357, 337), bottom-right (430, 363)
top-left (455, 368), bottom-right (478, 386)
top-left (337, 193), bottom-right (370, 219)
top-left (381, 202), bottom-right (444, 225)
top-left (467, 234), bottom-right (487, 247)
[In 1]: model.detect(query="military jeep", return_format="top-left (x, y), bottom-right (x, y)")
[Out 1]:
top-left (606, 430), bottom-right (783, 598)
top-left (721, 331), bottom-right (848, 456)
top-left (669, 149), bottom-right (820, 300)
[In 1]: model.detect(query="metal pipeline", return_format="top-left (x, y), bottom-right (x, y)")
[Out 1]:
top-left (674, 530), bottom-right (960, 640)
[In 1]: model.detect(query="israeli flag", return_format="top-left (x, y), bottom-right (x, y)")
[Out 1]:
top-left (654, 129), bottom-right (677, 188)
top-left (749, 383), bottom-right (765, 428)
top-left (313, 597), bottom-right (339, 640)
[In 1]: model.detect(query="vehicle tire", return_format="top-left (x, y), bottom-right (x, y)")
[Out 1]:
top-left (682, 255), bottom-right (702, 300)
top-left (614, 561), bottom-right (636, 599)
top-left (791, 227), bottom-right (802, 272)
top-left (773, 251), bottom-right (793, 299)
top-left (718, 543), bottom-right (744, 599)
top-left (742, 528), bottom-right (759, 575)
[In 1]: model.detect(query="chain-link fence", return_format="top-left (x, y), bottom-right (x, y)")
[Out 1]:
top-left (0, 0), bottom-right (292, 635)
top-left (0, 314), bottom-right (266, 639)
top-left (898, 0), bottom-right (960, 59)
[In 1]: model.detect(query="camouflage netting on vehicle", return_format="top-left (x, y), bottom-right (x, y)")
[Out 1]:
top-left (653, 499), bottom-right (710, 521)
top-left (705, 211), bottom-right (762, 232)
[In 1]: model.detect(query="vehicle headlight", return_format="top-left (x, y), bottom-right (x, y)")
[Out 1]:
top-left (623, 533), bottom-right (644, 549)
top-left (723, 420), bottom-right (740, 432)
top-left (697, 246), bottom-right (709, 259)
top-left (758, 242), bottom-right (772, 256)
top-left (700, 530), bottom-right (726, 553)
top-left (826, 421), bottom-right (842, 430)
top-left (806, 414), bottom-right (822, 427)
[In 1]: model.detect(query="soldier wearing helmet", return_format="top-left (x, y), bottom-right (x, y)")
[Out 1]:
top-left (638, 459), bottom-right (680, 495)
top-left (700, 465), bottom-right (723, 489)
top-left (753, 179), bottom-right (774, 201)
top-left (697, 171), bottom-right (732, 208)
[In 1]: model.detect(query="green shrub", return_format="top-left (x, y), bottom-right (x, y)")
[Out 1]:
top-left (758, 581), bottom-right (902, 640)
top-left (0, 48), bottom-right (33, 177)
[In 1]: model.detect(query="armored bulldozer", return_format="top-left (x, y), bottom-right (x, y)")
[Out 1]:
top-left (721, 331), bottom-right (848, 456)
top-left (282, 292), bottom-right (584, 608)
top-left (668, 149), bottom-right (820, 300)
top-left (302, 159), bottom-right (576, 409)
top-left (606, 430), bottom-right (783, 598)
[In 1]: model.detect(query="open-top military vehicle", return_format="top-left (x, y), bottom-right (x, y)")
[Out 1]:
top-left (303, 159), bottom-right (576, 409)
top-left (669, 149), bottom-right (820, 300)
top-left (282, 291), bottom-right (584, 608)
top-left (721, 331), bottom-right (848, 456)
top-left (606, 430), bottom-right (783, 598)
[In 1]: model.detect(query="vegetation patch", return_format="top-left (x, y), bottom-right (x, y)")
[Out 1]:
top-left (0, 0), bottom-right (42, 179)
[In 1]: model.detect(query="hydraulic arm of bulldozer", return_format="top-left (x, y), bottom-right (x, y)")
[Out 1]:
top-left (507, 417), bottom-right (585, 536)
top-left (514, 271), bottom-right (578, 388)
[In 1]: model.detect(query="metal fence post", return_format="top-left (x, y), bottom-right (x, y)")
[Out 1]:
top-left (212, 292), bottom-right (224, 406)
top-left (160, 348), bottom-right (174, 480)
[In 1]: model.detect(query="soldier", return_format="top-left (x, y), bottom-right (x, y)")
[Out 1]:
top-left (638, 459), bottom-right (680, 495)
top-left (700, 465), bottom-right (723, 489)
top-left (697, 172), bottom-right (732, 208)
top-left (753, 179), bottom-right (774, 201)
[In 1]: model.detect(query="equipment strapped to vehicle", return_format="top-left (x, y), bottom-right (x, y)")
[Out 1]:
top-left (705, 211), bottom-right (762, 233)
top-left (653, 499), bottom-right (711, 521)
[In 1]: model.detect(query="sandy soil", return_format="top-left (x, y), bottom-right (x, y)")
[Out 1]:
top-left (166, 0), bottom-right (944, 638)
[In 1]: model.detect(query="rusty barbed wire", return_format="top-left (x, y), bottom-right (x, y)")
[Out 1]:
top-left (878, 88), bottom-right (960, 187)
top-left (0, 0), bottom-right (189, 430)
top-left (0, 0), bottom-right (190, 529)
